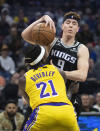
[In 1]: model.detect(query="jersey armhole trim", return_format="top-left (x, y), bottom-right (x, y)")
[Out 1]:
top-left (77, 43), bottom-right (84, 51)
top-left (50, 37), bottom-right (58, 48)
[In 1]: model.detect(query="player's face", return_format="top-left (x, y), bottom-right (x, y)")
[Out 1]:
top-left (62, 19), bottom-right (79, 37)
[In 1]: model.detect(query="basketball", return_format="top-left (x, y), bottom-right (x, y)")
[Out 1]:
top-left (31, 23), bottom-right (55, 46)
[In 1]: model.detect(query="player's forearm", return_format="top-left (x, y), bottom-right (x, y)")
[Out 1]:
top-left (65, 70), bottom-right (87, 82)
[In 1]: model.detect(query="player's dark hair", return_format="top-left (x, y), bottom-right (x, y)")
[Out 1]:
top-left (63, 11), bottom-right (81, 25)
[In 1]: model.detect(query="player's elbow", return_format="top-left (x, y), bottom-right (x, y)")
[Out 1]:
top-left (21, 30), bottom-right (32, 43)
top-left (80, 74), bottom-right (87, 82)
top-left (21, 31), bottom-right (25, 40)
top-left (80, 77), bottom-right (86, 82)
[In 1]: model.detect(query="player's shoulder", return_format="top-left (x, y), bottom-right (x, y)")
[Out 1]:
top-left (77, 41), bottom-right (87, 48)
top-left (78, 42), bottom-right (88, 52)
top-left (25, 69), bottom-right (34, 76)
top-left (77, 42), bottom-right (89, 57)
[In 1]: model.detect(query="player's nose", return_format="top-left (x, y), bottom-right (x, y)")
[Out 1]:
top-left (68, 22), bottom-right (73, 27)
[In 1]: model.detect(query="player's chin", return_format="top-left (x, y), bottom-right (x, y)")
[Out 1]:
top-left (67, 34), bottom-right (74, 38)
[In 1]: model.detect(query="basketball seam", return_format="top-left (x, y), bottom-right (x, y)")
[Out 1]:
top-left (32, 30), bottom-right (53, 34)
top-left (32, 24), bottom-right (54, 45)
top-left (40, 32), bottom-right (51, 45)
top-left (38, 24), bottom-right (41, 44)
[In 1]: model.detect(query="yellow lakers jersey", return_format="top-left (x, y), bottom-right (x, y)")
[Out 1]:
top-left (25, 65), bottom-right (72, 110)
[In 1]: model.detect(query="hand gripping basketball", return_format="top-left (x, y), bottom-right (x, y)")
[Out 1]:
top-left (32, 23), bottom-right (55, 46)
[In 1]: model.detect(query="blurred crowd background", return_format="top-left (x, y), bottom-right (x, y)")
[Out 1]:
top-left (0, 0), bottom-right (100, 128)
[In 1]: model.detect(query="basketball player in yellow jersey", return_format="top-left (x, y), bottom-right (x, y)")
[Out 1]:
top-left (19, 44), bottom-right (79, 131)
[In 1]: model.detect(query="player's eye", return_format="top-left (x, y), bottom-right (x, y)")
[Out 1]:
top-left (72, 22), bottom-right (77, 25)
top-left (66, 21), bottom-right (70, 24)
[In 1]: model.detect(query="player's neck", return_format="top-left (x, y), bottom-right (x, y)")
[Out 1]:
top-left (61, 37), bottom-right (75, 46)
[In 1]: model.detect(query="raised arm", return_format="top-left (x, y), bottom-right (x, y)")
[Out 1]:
top-left (65, 45), bottom-right (89, 82)
top-left (21, 15), bottom-right (56, 45)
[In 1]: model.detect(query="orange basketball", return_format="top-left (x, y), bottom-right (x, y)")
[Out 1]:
top-left (31, 23), bottom-right (55, 46)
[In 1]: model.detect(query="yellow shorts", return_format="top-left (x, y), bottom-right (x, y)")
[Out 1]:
top-left (24, 102), bottom-right (79, 131)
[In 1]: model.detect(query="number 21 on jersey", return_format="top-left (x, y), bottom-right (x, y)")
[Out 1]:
top-left (36, 80), bottom-right (58, 99)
